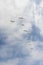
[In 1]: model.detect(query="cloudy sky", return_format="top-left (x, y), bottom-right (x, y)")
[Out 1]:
top-left (0, 0), bottom-right (43, 65)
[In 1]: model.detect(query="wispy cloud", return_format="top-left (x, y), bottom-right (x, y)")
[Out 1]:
top-left (0, 0), bottom-right (43, 65)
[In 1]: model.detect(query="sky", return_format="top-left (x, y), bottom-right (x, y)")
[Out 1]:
top-left (0, 0), bottom-right (43, 65)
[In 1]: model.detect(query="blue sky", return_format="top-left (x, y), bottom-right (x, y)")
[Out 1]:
top-left (34, 0), bottom-right (41, 5)
top-left (0, 0), bottom-right (43, 65)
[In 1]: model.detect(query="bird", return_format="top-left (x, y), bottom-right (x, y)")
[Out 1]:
top-left (10, 20), bottom-right (15, 23)
top-left (21, 24), bottom-right (24, 26)
top-left (19, 17), bottom-right (24, 19)
top-left (23, 30), bottom-right (28, 32)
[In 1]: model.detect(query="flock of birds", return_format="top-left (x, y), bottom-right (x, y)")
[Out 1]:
top-left (10, 17), bottom-right (34, 50)
top-left (10, 17), bottom-right (28, 32)
top-left (10, 17), bottom-right (24, 22)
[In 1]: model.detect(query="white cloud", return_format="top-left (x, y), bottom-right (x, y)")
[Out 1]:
top-left (0, 0), bottom-right (43, 65)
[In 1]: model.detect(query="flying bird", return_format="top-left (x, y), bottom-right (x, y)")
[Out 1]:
top-left (10, 20), bottom-right (15, 23)
top-left (21, 24), bottom-right (24, 26)
top-left (19, 17), bottom-right (24, 19)
top-left (23, 30), bottom-right (28, 32)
